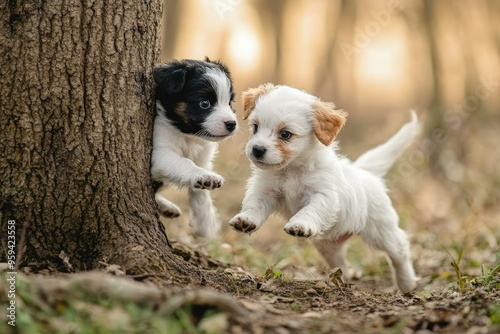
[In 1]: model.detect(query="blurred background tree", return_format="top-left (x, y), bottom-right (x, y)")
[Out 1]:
top-left (160, 0), bottom-right (499, 255)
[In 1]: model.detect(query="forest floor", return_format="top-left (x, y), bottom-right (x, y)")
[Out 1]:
top-left (1, 191), bottom-right (499, 333)
top-left (2, 119), bottom-right (499, 333)
top-left (0, 233), bottom-right (498, 334)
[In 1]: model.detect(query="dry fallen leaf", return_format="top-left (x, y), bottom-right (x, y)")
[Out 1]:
top-left (328, 267), bottom-right (345, 293)
top-left (58, 250), bottom-right (73, 272)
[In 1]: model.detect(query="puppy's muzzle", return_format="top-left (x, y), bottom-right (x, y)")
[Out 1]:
top-left (252, 145), bottom-right (267, 159)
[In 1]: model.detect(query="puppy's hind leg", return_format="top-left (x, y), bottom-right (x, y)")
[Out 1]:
top-left (313, 238), bottom-right (352, 282)
top-left (189, 188), bottom-right (219, 239)
top-left (361, 209), bottom-right (417, 292)
top-left (155, 184), bottom-right (182, 218)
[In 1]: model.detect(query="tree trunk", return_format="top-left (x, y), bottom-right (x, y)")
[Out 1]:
top-left (0, 0), bottom-right (198, 279)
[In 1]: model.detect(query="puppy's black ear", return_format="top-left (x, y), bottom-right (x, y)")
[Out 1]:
top-left (205, 57), bottom-right (231, 78)
top-left (154, 63), bottom-right (188, 94)
top-left (312, 100), bottom-right (347, 146)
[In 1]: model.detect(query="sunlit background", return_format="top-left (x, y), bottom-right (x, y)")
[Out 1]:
top-left (160, 0), bottom-right (500, 289)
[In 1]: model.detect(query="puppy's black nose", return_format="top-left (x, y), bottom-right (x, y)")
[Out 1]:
top-left (252, 145), bottom-right (267, 159)
top-left (225, 120), bottom-right (237, 132)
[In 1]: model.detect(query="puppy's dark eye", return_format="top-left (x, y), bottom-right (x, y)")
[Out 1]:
top-left (199, 100), bottom-right (211, 109)
top-left (280, 130), bottom-right (292, 140)
top-left (252, 124), bottom-right (258, 134)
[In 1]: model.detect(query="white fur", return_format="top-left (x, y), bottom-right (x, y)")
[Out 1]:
top-left (152, 71), bottom-right (237, 239)
top-left (229, 85), bottom-right (419, 291)
top-left (203, 69), bottom-right (236, 137)
top-left (354, 110), bottom-right (419, 177)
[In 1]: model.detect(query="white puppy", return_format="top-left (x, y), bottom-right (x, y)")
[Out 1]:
top-left (229, 84), bottom-right (419, 291)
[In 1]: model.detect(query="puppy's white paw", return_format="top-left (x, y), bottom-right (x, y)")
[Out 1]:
top-left (192, 172), bottom-right (224, 190)
top-left (229, 213), bottom-right (260, 234)
top-left (399, 281), bottom-right (417, 293)
top-left (284, 222), bottom-right (315, 238)
top-left (156, 197), bottom-right (182, 218)
top-left (396, 272), bottom-right (418, 292)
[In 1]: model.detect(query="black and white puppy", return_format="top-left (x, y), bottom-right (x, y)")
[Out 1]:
top-left (151, 58), bottom-right (237, 238)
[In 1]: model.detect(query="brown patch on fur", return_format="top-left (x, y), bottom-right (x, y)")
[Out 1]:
top-left (337, 233), bottom-right (353, 243)
top-left (277, 138), bottom-right (293, 159)
top-left (312, 100), bottom-right (347, 146)
top-left (276, 123), bottom-right (294, 158)
top-left (278, 122), bottom-right (287, 130)
top-left (241, 83), bottom-right (275, 120)
top-left (174, 102), bottom-right (188, 121)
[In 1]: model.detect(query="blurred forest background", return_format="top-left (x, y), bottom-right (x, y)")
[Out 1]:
top-left (160, 0), bottom-right (499, 284)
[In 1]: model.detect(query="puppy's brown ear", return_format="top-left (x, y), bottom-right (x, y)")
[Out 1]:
top-left (312, 100), bottom-right (347, 146)
top-left (241, 83), bottom-right (275, 120)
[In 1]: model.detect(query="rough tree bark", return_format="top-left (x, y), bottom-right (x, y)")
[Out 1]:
top-left (0, 0), bottom-right (214, 282)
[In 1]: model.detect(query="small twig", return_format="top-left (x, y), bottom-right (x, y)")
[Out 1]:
top-left (129, 273), bottom-right (172, 280)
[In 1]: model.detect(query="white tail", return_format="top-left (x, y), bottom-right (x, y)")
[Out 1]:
top-left (354, 110), bottom-right (420, 178)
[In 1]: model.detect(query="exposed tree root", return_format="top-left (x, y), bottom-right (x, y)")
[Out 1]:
top-left (2, 270), bottom-right (322, 333)
top-left (30, 271), bottom-right (247, 315)
top-left (158, 289), bottom-right (249, 318)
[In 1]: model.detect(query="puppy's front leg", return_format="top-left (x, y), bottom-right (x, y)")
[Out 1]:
top-left (284, 193), bottom-right (338, 238)
top-left (229, 179), bottom-right (278, 234)
top-left (151, 148), bottom-right (224, 189)
top-left (188, 146), bottom-right (221, 239)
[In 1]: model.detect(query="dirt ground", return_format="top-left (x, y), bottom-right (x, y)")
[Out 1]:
top-left (2, 234), bottom-right (498, 333)
top-left (167, 239), bottom-right (500, 333)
